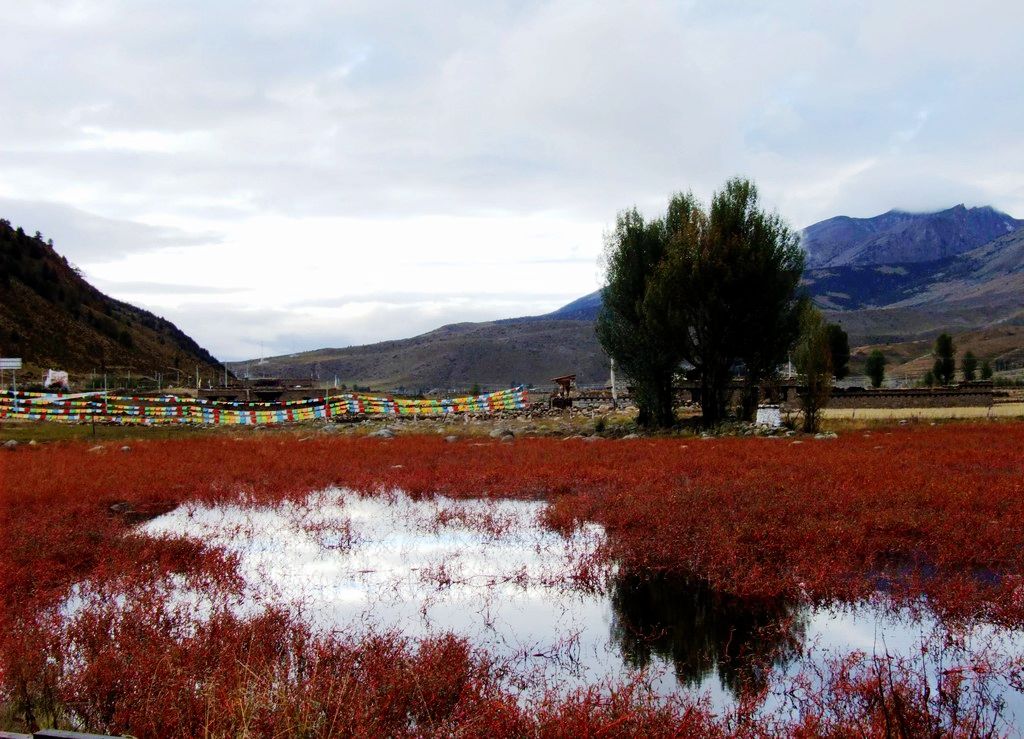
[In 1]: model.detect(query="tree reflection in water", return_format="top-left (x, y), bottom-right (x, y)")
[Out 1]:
top-left (610, 572), bottom-right (807, 696)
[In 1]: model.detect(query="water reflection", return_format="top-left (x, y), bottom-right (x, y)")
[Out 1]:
top-left (124, 489), bottom-right (1023, 713)
top-left (610, 572), bottom-right (807, 695)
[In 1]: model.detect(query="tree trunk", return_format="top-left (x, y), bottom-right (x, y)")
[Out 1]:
top-left (655, 375), bottom-right (675, 428)
top-left (740, 382), bottom-right (759, 422)
top-left (699, 370), bottom-right (729, 426)
top-left (636, 373), bottom-right (676, 428)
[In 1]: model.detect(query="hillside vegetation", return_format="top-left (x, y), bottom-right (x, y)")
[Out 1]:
top-left (0, 219), bottom-right (224, 385)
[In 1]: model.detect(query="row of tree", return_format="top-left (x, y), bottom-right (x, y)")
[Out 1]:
top-left (863, 334), bottom-right (995, 389)
top-left (923, 333), bottom-right (992, 386)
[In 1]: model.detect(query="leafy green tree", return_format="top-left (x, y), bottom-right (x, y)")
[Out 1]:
top-left (923, 369), bottom-right (936, 387)
top-left (794, 304), bottom-right (832, 433)
top-left (932, 333), bottom-right (956, 386)
top-left (596, 208), bottom-right (682, 428)
top-left (961, 350), bottom-right (978, 382)
top-left (864, 349), bottom-right (886, 388)
top-left (981, 360), bottom-right (993, 380)
top-left (598, 178), bottom-right (805, 428)
top-left (826, 325), bottom-right (850, 381)
top-left (656, 179), bottom-right (805, 425)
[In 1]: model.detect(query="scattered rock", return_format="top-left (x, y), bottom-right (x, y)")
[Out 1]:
top-left (791, 440), bottom-right (803, 445)
top-left (369, 428), bottom-right (395, 439)
top-left (107, 500), bottom-right (176, 523)
top-left (444, 435), bottom-right (459, 443)
top-left (582, 435), bottom-right (602, 442)
top-left (489, 428), bottom-right (513, 439)
top-left (120, 445), bottom-right (132, 452)
top-left (563, 434), bottom-right (585, 441)
top-left (3, 439), bottom-right (18, 450)
top-left (88, 445), bottom-right (105, 453)
top-left (813, 432), bottom-right (838, 440)
top-left (621, 433), bottom-right (640, 440)
top-left (320, 423), bottom-right (341, 434)
top-left (500, 432), bottom-right (514, 443)
top-left (28, 439), bottom-right (38, 446)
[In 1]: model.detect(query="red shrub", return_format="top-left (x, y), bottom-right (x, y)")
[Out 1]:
top-left (3, 423), bottom-right (1024, 734)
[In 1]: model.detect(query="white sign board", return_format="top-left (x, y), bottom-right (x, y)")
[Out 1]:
top-left (0, 357), bottom-right (22, 370)
top-left (755, 405), bottom-right (783, 428)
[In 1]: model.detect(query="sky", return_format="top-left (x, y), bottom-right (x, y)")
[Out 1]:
top-left (3, 0), bottom-right (1023, 360)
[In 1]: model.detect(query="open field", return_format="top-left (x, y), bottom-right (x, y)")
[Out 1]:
top-left (4, 425), bottom-right (1024, 735)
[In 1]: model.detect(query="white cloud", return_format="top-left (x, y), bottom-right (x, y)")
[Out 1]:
top-left (1, 0), bottom-right (1022, 357)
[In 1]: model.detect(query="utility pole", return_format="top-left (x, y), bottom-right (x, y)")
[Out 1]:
top-left (196, 365), bottom-right (200, 391)
top-left (610, 357), bottom-right (617, 408)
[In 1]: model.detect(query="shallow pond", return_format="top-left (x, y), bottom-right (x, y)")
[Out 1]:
top-left (140, 488), bottom-right (1024, 717)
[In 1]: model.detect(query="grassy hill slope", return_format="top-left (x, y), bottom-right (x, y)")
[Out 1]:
top-left (230, 319), bottom-right (607, 392)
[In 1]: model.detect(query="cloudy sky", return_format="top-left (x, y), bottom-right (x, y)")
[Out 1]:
top-left (3, 0), bottom-right (1022, 360)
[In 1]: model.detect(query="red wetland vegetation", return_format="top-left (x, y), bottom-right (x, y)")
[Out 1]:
top-left (3, 422), bottom-right (1024, 736)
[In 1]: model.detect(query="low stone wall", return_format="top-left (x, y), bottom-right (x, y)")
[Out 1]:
top-left (826, 388), bottom-right (994, 409)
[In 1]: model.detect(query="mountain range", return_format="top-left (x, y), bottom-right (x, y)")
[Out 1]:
top-left (4, 202), bottom-right (1022, 392)
top-left (802, 205), bottom-right (1022, 268)
top-left (0, 219), bottom-right (224, 386)
top-left (233, 204), bottom-right (1024, 389)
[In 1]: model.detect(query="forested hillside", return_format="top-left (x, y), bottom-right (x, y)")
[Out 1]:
top-left (0, 219), bottom-right (224, 385)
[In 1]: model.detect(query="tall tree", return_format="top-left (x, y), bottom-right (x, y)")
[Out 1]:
top-left (961, 350), bottom-right (978, 382)
top-left (933, 333), bottom-right (956, 386)
top-left (794, 304), bottom-right (833, 432)
top-left (981, 359), bottom-right (993, 380)
top-left (864, 349), bottom-right (886, 388)
top-left (826, 324), bottom-right (850, 381)
top-left (596, 209), bottom-right (682, 428)
top-left (658, 179), bottom-right (805, 424)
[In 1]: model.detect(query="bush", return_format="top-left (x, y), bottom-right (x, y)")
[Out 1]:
top-left (864, 350), bottom-right (886, 388)
top-left (932, 333), bottom-right (956, 386)
top-left (962, 351), bottom-right (978, 382)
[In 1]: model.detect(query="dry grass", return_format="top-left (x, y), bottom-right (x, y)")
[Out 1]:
top-left (823, 402), bottom-right (1024, 422)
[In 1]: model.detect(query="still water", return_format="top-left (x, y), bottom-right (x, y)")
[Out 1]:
top-left (141, 489), bottom-right (1024, 714)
